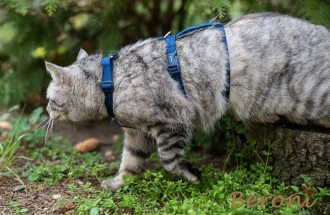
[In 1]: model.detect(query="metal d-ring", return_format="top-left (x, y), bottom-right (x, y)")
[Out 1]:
top-left (164, 31), bottom-right (171, 39)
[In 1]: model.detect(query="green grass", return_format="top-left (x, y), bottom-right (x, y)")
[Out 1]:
top-left (22, 139), bottom-right (113, 184)
top-left (16, 138), bottom-right (330, 215)
top-left (0, 105), bottom-right (25, 174)
top-left (1, 107), bottom-right (330, 214)
top-left (0, 135), bottom-right (20, 174)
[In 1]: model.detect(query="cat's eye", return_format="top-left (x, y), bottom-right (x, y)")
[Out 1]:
top-left (50, 99), bottom-right (64, 107)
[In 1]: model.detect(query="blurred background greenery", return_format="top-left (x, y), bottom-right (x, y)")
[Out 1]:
top-left (0, 0), bottom-right (329, 110)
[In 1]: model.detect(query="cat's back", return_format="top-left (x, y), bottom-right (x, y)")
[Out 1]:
top-left (225, 12), bottom-right (330, 127)
top-left (226, 12), bottom-right (329, 33)
top-left (226, 12), bottom-right (330, 55)
top-left (226, 12), bottom-right (330, 79)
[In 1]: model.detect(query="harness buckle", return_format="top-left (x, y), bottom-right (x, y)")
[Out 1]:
top-left (167, 51), bottom-right (180, 75)
top-left (101, 81), bottom-right (114, 92)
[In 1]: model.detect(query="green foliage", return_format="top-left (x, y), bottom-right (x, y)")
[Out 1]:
top-left (225, 0), bottom-right (330, 28)
top-left (0, 0), bottom-right (30, 15)
top-left (22, 132), bottom-right (125, 186)
top-left (0, 106), bottom-right (24, 173)
top-left (0, 105), bottom-right (48, 176)
top-left (20, 137), bottom-right (117, 184)
top-left (42, 0), bottom-right (68, 16)
top-left (0, 131), bottom-right (20, 174)
top-left (8, 201), bottom-right (27, 214)
top-left (59, 161), bottom-right (330, 214)
top-left (297, 0), bottom-right (330, 28)
top-left (197, 0), bottom-right (231, 19)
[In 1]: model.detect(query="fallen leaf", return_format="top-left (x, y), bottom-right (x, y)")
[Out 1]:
top-left (57, 202), bottom-right (74, 214)
top-left (12, 185), bottom-right (25, 192)
top-left (74, 138), bottom-right (100, 153)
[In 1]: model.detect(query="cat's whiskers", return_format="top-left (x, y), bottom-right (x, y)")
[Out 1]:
top-left (44, 117), bottom-right (54, 146)
top-left (50, 118), bottom-right (54, 139)
top-left (43, 118), bottom-right (50, 145)
top-left (31, 117), bottom-right (49, 131)
top-left (36, 118), bottom-right (52, 140)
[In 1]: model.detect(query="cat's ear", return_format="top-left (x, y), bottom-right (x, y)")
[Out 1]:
top-left (45, 61), bottom-right (64, 83)
top-left (77, 48), bottom-right (88, 61)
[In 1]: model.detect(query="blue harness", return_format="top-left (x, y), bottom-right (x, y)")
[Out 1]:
top-left (101, 22), bottom-right (230, 126)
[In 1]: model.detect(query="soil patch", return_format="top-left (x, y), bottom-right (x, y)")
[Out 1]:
top-left (52, 118), bottom-right (123, 145)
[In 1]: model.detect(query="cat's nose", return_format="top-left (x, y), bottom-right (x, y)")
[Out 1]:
top-left (46, 103), bottom-right (51, 113)
top-left (46, 103), bottom-right (55, 119)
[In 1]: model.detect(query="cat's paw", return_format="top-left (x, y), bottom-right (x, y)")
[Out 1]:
top-left (179, 160), bottom-right (201, 184)
top-left (101, 177), bottom-right (124, 191)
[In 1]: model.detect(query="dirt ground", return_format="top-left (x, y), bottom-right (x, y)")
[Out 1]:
top-left (0, 119), bottom-right (123, 214)
top-left (52, 118), bottom-right (123, 157)
top-left (52, 118), bottom-right (123, 145)
top-left (0, 176), bottom-right (99, 215)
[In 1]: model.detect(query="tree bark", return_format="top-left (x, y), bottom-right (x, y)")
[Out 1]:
top-left (245, 122), bottom-right (330, 187)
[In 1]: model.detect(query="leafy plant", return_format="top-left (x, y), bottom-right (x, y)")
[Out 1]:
top-left (23, 139), bottom-right (114, 184)
top-left (63, 163), bottom-right (313, 214)
top-left (0, 106), bottom-right (47, 178)
top-left (8, 201), bottom-right (28, 214)
top-left (0, 106), bottom-right (24, 174)
top-left (41, 0), bottom-right (69, 16)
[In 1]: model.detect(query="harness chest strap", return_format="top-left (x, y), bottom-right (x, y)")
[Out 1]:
top-left (101, 22), bottom-right (230, 127)
top-left (101, 53), bottom-right (117, 118)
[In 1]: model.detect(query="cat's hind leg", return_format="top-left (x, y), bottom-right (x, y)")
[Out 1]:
top-left (151, 124), bottom-right (201, 184)
top-left (101, 128), bottom-right (155, 191)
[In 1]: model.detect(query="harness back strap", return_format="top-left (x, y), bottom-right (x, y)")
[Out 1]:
top-left (165, 22), bottom-right (230, 101)
top-left (165, 35), bottom-right (186, 95)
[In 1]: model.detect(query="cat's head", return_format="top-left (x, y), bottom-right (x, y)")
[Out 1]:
top-left (45, 49), bottom-right (108, 121)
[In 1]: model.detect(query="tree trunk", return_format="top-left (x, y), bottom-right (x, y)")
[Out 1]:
top-left (245, 122), bottom-right (330, 187)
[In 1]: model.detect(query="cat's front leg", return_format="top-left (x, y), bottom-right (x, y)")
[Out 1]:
top-left (101, 128), bottom-right (155, 191)
top-left (151, 124), bottom-right (201, 184)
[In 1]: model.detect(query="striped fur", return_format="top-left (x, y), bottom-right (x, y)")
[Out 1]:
top-left (45, 12), bottom-right (330, 190)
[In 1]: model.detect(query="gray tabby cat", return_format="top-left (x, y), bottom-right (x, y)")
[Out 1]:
top-left (45, 12), bottom-right (330, 191)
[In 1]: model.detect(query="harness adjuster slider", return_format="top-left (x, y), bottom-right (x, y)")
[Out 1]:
top-left (166, 51), bottom-right (180, 75)
top-left (168, 66), bottom-right (180, 75)
top-left (101, 81), bottom-right (114, 92)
